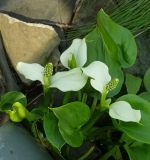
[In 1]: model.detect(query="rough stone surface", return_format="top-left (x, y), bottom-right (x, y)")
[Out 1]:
top-left (0, 35), bottom-right (19, 90)
top-left (0, 13), bottom-right (60, 68)
top-left (72, 0), bottom-right (115, 25)
top-left (0, 122), bottom-right (52, 160)
top-left (0, 70), bottom-right (5, 95)
top-left (0, 0), bottom-right (76, 24)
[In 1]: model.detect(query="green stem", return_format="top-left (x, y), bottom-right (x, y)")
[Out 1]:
top-left (82, 93), bottom-right (88, 103)
top-left (113, 146), bottom-right (123, 160)
top-left (123, 144), bottom-right (132, 160)
top-left (99, 146), bottom-right (117, 160)
top-left (82, 111), bottom-right (104, 134)
top-left (78, 146), bottom-right (95, 160)
top-left (78, 91), bottom-right (82, 101)
top-left (91, 97), bottom-right (98, 114)
top-left (43, 88), bottom-right (51, 109)
top-left (43, 83), bottom-right (49, 95)
top-left (63, 92), bottom-right (71, 105)
top-left (26, 111), bottom-right (37, 122)
top-left (112, 118), bottom-right (119, 129)
top-left (100, 89), bottom-right (107, 108)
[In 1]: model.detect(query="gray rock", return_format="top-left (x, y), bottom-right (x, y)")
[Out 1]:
top-left (0, 122), bottom-right (53, 160)
top-left (0, 13), bottom-right (60, 68)
top-left (0, 35), bottom-right (19, 91)
top-left (0, 70), bottom-right (5, 95)
top-left (0, 0), bottom-right (76, 24)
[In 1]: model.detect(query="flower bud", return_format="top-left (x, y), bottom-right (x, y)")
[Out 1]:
top-left (8, 102), bottom-right (27, 122)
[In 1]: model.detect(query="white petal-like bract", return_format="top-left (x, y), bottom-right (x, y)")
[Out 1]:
top-left (16, 62), bottom-right (44, 84)
top-left (109, 101), bottom-right (141, 122)
top-left (82, 61), bottom-right (111, 93)
top-left (60, 38), bottom-right (87, 68)
top-left (50, 68), bottom-right (88, 91)
top-left (76, 38), bottom-right (87, 67)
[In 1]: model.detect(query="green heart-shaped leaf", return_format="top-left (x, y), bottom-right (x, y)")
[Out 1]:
top-left (51, 102), bottom-right (90, 147)
top-left (139, 92), bottom-right (150, 102)
top-left (86, 28), bottom-right (124, 96)
top-left (0, 91), bottom-right (27, 111)
top-left (125, 73), bottom-right (142, 94)
top-left (44, 112), bottom-right (65, 151)
top-left (116, 94), bottom-right (150, 144)
top-left (125, 142), bottom-right (150, 160)
top-left (85, 9), bottom-right (137, 96)
top-left (97, 9), bottom-right (137, 68)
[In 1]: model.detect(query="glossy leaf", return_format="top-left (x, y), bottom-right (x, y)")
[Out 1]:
top-left (51, 102), bottom-right (90, 147)
top-left (0, 91), bottom-right (27, 111)
top-left (139, 92), bottom-right (150, 102)
top-left (85, 9), bottom-right (137, 96)
top-left (144, 68), bottom-right (150, 92)
top-left (86, 28), bottom-right (124, 96)
top-left (97, 9), bottom-right (137, 68)
top-left (125, 73), bottom-right (142, 94)
top-left (43, 112), bottom-right (65, 151)
top-left (116, 94), bottom-right (150, 144)
top-left (125, 142), bottom-right (150, 160)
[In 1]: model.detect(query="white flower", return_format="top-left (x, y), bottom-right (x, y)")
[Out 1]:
top-left (82, 61), bottom-right (111, 93)
top-left (60, 38), bottom-right (140, 123)
top-left (17, 63), bottom-right (45, 84)
top-left (60, 38), bottom-right (87, 69)
top-left (17, 39), bottom-right (111, 93)
top-left (109, 101), bottom-right (141, 122)
top-left (16, 39), bottom-right (141, 123)
top-left (60, 38), bottom-right (111, 93)
top-left (16, 62), bottom-right (87, 92)
top-left (51, 68), bottom-right (87, 92)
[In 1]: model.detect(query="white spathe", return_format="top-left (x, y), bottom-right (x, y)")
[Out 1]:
top-left (16, 62), bottom-right (88, 92)
top-left (60, 38), bottom-right (87, 69)
top-left (51, 68), bottom-right (88, 92)
top-left (17, 62), bottom-right (44, 84)
top-left (60, 38), bottom-right (112, 93)
top-left (17, 39), bottom-right (112, 93)
top-left (82, 61), bottom-right (111, 93)
top-left (109, 101), bottom-right (141, 122)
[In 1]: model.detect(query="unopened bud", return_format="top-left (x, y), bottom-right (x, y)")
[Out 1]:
top-left (8, 102), bottom-right (27, 122)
